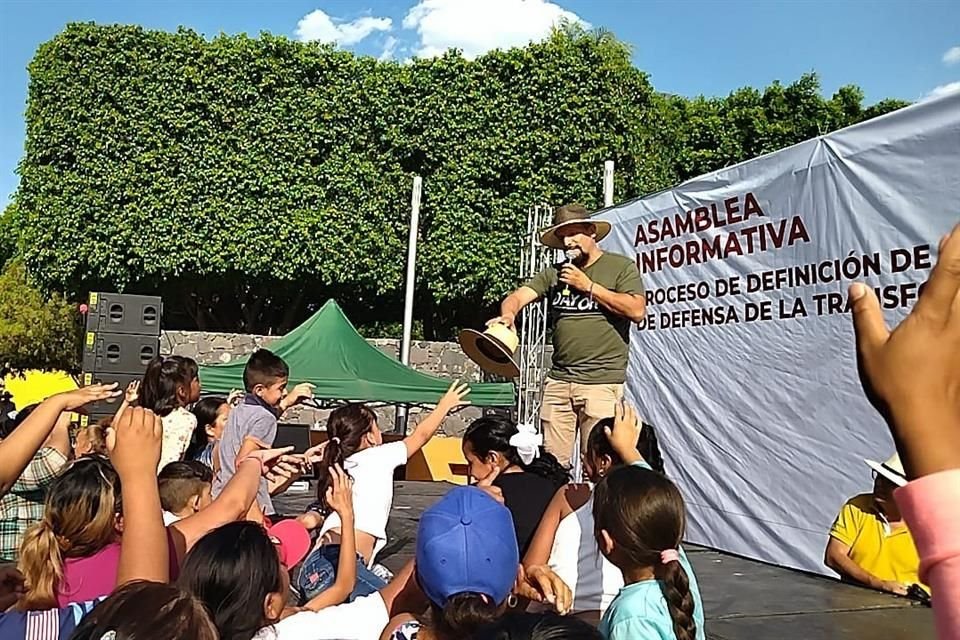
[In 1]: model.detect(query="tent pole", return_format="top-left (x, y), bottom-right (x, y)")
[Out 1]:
top-left (396, 176), bottom-right (423, 433)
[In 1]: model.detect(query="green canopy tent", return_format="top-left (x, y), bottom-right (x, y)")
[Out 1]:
top-left (199, 300), bottom-right (515, 408)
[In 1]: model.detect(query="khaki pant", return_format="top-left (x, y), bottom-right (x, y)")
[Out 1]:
top-left (540, 377), bottom-right (624, 468)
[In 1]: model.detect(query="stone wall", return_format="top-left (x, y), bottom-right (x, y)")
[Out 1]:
top-left (161, 331), bottom-right (517, 435)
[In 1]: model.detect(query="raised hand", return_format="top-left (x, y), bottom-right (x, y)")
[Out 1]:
top-left (266, 455), bottom-right (305, 496)
top-left (850, 223), bottom-right (960, 478)
top-left (436, 381), bottom-right (471, 414)
top-left (237, 435), bottom-right (295, 476)
top-left (124, 380), bottom-right (140, 404)
top-left (302, 441), bottom-right (328, 466)
top-left (58, 383), bottom-right (121, 411)
top-left (288, 383), bottom-right (315, 405)
top-left (325, 464), bottom-right (355, 519)
top-left (604, 400), bottom-right (643, 464)
top-left (107, 406), bottom-right (163, 478)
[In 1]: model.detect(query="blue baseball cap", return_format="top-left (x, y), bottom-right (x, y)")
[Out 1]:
top-left (416, 486), bottom-right (519, 607)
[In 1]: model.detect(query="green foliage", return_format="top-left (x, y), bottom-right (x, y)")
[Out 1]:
top-left (0, 203), bottom-right (20, 268)
top-left (0, 261), bottom-right (80, 376)
top-left (13, 23), bottom-right (909, 338)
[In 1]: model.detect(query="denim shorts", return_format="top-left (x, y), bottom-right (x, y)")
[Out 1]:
top-left (297, 544), bottom-right (387, 604)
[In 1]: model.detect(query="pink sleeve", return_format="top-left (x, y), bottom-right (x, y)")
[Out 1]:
top-left (895, 469), bottom-right (960, 640)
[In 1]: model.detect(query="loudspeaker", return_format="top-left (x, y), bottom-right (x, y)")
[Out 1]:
top-left (82, 332), bottom-right (159, 374)
top-left (85, 292), bottom-right (162, 336)
top-left (77, 372), bottom-right (143, 426)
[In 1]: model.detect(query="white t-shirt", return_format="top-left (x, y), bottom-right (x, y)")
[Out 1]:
top-left (547, 494), bottom-right (622, 615)
top-left (254, 592), bottom-right (390, 640)
top-left (316, 441), bottom-right (408, 565)
top-left (159, 407), bottom-right (197, 472)
top-left (162, 511), bottom-right (182, 526)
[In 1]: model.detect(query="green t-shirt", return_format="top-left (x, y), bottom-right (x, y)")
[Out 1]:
top-left (525, 252), bottom-right (644, 384)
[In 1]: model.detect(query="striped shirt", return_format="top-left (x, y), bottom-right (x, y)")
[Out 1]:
top-left (0, 596), bottom-right (105, 640)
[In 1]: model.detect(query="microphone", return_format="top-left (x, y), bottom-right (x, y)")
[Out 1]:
top-left (562, 249), bottom-right (580, 297)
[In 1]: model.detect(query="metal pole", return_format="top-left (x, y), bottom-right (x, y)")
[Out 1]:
top-left (396, 176), bottom-right (422, 433)
top-left (603, 160), bottom-right (614, 207)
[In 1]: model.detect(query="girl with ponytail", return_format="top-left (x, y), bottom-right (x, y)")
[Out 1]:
top-left (462, 415), bottom-right (569, 556)
top-left (298, 382), bottom-right (470, 605)
top-left (139, 355), bottom-right (201, 471)
top-left (17, 456), bottom-right (122, 610)
top-left (592, 463), bottom-right (705, 640)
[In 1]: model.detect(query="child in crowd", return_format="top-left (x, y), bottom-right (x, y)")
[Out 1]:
top-left (381, 485), bottom-right (572, 640)
top-left (0, 405), bottom-right (70, 563)
top-left (185, 396), bottom-right (230, 470)
top-left (159, 461), bottom-right (214, 525)
top-left (73, 418), bottom-right (109, 458)
top-left (178, 520), bottom-right (311, 640)
top-left (461, 415), bottom-right (569, 557)
top-left (213, 349), bottom-right (314, 517)
top-left (592, 405), bottom-right (705, 640)
top-left (177, 466), bottom-right (352, 640)
top-left (68, 581), bottom-right (218, 640)
top-left (298, 382), bottom-right (469, 603)
top-left (16, 455), bottom-right (125, 608)
top-left (139, 356), bottom-right (201, 471)
top-left (15, 435), bottom-right (293, 610)
top-left (479, 612), bottom-right (603, 640)
top-left (523, 417), bottom-right (663, 621)
top-left (0, 402), bottom-right (173, 639)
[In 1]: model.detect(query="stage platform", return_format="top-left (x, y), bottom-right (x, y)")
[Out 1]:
top-left (275, 481), bottom-right (934, 640)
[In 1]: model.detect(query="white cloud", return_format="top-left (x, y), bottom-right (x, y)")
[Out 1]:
top-left (379, 36), bottom-right (399, 61)
top-left (402, 0), bottom-right (588, 59)
top-left (295, 9), bottom-right (392, 45)
top-left (943, 46), bottom-right (960, 65)
top-left (923, 81), bottom-right (960, 101)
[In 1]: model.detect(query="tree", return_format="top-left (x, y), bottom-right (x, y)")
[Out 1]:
top-left (0, 203), bottom-right (20, 269)
top-left (13, 24), bottom-right (910, 338)
top-left (0, 261), bottom-right (80, 376)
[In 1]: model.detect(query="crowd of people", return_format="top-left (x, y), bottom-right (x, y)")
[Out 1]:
top-left (0, 220), bottom-right (957, 640)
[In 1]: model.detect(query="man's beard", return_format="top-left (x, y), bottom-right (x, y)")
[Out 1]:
top-left (566, 247), bottom-right (587, 266)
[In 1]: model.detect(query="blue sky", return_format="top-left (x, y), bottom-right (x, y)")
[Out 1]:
top-left (1, 0), bottom-right (958, 206)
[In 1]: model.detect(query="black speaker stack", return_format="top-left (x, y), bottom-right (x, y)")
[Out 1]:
top-left (79, 292), bottom-right (162, 425)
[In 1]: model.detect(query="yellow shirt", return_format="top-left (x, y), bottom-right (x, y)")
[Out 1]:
top-left (829, 494), bottom-right (924, 588)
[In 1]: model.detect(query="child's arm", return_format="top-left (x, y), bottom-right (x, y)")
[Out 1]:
top-left (297, 510), bottom-right (325, 531)
top-left (523, 484), bottom-right (584, 568)
top-left (403, 382), bottom-right (470, 459)
top-left (0, 384), bottom-right (119, 496)
top-left (278, 383), bottom-right (316, 415)
top-left (169, 438), bottom-right (293, 559)
top-left (303, 464), bottom-right (357, 611)
top-left (110, 380), bottom-right (140, 426)
top-left (108, 406), bottom-right (167, 584)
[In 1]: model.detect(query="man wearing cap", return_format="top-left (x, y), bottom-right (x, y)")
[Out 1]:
top-left (824, 453), bottom-right (926, 596)
top-left (488, 203), bottom-right (646, 468)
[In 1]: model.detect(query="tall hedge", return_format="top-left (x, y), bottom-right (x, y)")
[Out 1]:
top-left (14, 23), bottom-right (907, 338)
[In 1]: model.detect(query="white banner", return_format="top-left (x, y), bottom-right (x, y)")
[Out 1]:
top-left (597, 92), bottom-right (960, 575)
